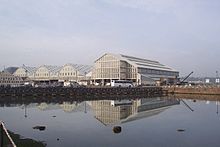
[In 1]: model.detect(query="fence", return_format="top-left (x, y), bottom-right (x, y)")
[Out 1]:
top-left (0, 121), bottom-right (16, 147)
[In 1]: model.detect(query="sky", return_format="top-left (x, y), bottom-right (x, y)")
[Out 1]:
top-left (0, 0), bottom-right (220, 77)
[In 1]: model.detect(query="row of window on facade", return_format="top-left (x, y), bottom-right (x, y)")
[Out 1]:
top-left (59, 72), bottom-right (76, 76)
top-left (0, 77), bottom-right (21, 81)
top-left (93, 73), bottom-right (136, 79)
top-left (138, 68), bottom-right (178, 76)
top-left (93, 74), bottom-right (120, 79)
top-left (34, 72), bottom-right (77, 77)
top-left (97, 62), bottom-right (135, 69)
top-left (0, 80), bottom-right (22, 83)
top-left (96, 61), bottom-right (120, 68)
top-left (95, 68), bottom-right (136, 73)
top-left (63, 68), bottom-right (73, 71)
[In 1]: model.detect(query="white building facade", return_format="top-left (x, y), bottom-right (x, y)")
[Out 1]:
top-left (58, 64), bottom-right (92, 83)
top-left (92, 53), bottom-right (179, 85)
top-left (34, 65), bottom-right (62, 81)
top-left (0, 71), bottom-right (24, 87)
top-left (13, 65), bottom-right (37, 79)
top-left (11, 64), bottom-right (92, 86)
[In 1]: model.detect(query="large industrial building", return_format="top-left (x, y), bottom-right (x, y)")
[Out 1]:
top-left (92, 53), bottom-right (179, 85)
top-left (2, 53), bottom-right (179, 86)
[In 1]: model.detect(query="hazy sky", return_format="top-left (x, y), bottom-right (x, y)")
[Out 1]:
top-left (0, 0), bottom-right (220, 77)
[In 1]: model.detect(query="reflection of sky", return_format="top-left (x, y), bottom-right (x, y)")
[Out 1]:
top-left (0, 99), bottom-right (220, 147)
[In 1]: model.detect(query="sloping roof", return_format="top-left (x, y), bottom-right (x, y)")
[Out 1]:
top-left (119, 54), bottom-right (178, 72)
top-left (65, 64), bottom-right (93, 76)
top-left (121, 107), bottom-right (169, 124)
top-left (3, 67), bottom-right (18, 74)
top-left (20, 65), bottom-right (37, 74)
top-left (39, 65), bottom-right (62, 74)
top-left (98, 53), bottom-right (178, 72)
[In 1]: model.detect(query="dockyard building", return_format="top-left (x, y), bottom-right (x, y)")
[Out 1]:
top-left (0, 71), bottom-right (24, 87)
top-left (92, 53), bottom-right (179, 85)
top-left (13, 65), bottom-right (37, 79)
top-left (58, 64), bottom-right (93, 83)
top-left (34, 65), bottom-right (62, 82)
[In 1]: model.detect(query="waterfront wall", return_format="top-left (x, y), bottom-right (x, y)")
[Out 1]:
top-left (164, 85), bottom-right (220, 95)
top-left (0, 87), bottom-right (166, 103)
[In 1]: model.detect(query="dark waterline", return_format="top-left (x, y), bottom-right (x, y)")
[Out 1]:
top-left (0, 97), bottom-right (220, 147)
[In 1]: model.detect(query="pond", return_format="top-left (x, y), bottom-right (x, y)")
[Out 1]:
top-left (0, 97), bottom-right (220, 147)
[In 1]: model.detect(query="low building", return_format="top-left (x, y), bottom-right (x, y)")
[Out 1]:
top-left (92, 53), bottom-right (179, 86)
top-left (58, 64), bottom-right (93, 85)
top-left (13, 65), bottom-right (37, 79)
top-left (0, 71), bottom-right (24, 87)
top-left (33, 65), bottom-right (62, 85)
top-left (204, 77), bottom-right (220, 84)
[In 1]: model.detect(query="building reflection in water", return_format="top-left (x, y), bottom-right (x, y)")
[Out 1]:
top-left (91, 98), bottom-right (180, 126)
top-left (37, 101), bottom-right (89, 113)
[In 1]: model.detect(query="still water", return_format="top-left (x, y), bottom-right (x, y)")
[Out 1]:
top-left (1, 97), bottom-right (220, 147)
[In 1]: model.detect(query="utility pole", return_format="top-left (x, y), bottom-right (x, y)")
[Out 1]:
top-left (84, 102), bottom-right (87, 113)
top-left (216, 71), bottom-right (219, 84)
top-left (25, 104), bottom-right (27, 118)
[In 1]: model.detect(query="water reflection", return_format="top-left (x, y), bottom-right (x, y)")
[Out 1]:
top-left (1, 96), bottom-right (220, 147)
top-left (20, 101), bottom-right (89, 113)
top-left (91, 98), bottom-right (180, 126)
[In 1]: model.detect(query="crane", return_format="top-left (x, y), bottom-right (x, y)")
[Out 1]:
top-left (177, 71), bottom-right (194, 85)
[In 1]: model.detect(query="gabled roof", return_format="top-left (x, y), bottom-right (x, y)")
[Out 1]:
top-left (20, 65), bottom-right (37, 74)
top-left (119, 54), bottom-right (178, 72)
top-left (3, 67), bottom-right (18, 74)
top-left (97, 53), bottom-right (178, 72)
top-left (64, 64), bottom-right (93, 76)
top-left (38, 65), bottom-right (62, 74)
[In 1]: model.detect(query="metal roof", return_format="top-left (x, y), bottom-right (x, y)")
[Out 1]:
top-left (38, 65), bottom-right (62, 75)
top-left (64, 64), bottom-right (93, 76)
top-left (20, 65), bottom-right (37, 75)
top-left (3, 67), bottom-right (18, 74)
top-left (97, 53), bottom-right (178, 72)
top-left (119, 54), bottom-right (178, 72)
